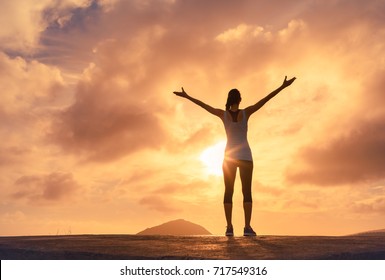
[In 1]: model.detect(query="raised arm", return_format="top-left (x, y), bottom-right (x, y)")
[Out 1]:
top-left (245, 76), bottom-right (296, 117)
top-left (173, 87), bottom-right (224, 119)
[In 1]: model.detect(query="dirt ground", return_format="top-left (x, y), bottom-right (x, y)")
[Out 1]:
top-left (1, 234), bottom-right (385, 260)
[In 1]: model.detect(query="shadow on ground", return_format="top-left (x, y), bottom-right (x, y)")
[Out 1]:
top-left (1, 235), bottom-right (385, 260)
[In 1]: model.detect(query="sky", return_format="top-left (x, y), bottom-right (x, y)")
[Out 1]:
top-left (1, 0), bottom-right (385, 236)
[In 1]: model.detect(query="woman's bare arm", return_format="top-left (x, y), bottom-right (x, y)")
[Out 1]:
top-left (173, 87), bottom-right (224, 119)
top-left (245, 76), bottom-right (296, 118)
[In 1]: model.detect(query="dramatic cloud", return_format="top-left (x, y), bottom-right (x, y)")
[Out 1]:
top-left (12, 172), bottom-right (79, 203)
top-left (49, 79), bottom-right (168, 161)
top-left (0, 52), bottom-right (64, 116)
top-left (286, 114), bottom-right (385, 186)
top-left (47, 36), bottom-right (171, 161)
top-left (0, 51), bottom-right (65, 188)
top-left (0, 0), bottom-right (95, 53)
top-left (278, 0), bottom-right (385, 189)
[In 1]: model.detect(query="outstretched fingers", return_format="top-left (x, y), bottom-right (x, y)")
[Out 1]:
top-left (173, 87), bottom-right (187, 97)
top-left (282, 76), bottom-right (296, 87)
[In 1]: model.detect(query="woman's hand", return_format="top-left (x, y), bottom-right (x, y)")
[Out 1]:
top-left (281, 76), bottom-right (296, 88)
top-left (173, 87), bottom-right (189, 98)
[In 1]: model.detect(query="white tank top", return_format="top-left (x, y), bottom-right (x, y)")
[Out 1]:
top-left (222, 110), bottom-right (253, 161)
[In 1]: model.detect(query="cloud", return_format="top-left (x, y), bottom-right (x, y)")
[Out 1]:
top-left (49, 97), bottom-right (167, 162)
top-left (215, 24), bottom-right (271, 43)
top-left (284, 48), bottom-right (385, 188)
top-left (47, 44), bottom-right (169, 162)
top-left (0, 146), bottom-right (29, 167)
top-left (286, 114), bottom-right (385, 186)
top-left (12, 172), bottom-right (79, 202)
top-left (281, 0), bottom-right (385, 188)
top-left (0, 51), bottom-right (66, 179)
top-left (215, 19), bottom-right (306, 44)
top-left (139, 196), bottom-right (179, 213)
top-left (351, 195), bottom-right (385, 215)
top-left (0, 0), bottom-right (49, 52)
top-left (0, 0), bottom-right (95, 53)
top-left (0, 51), bottom-right (64, 115)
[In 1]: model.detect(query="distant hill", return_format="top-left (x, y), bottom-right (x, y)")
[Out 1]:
top-left (137, 219), bottom-right (212, 235)
top-left (349, 228), bottom-right (385, 236)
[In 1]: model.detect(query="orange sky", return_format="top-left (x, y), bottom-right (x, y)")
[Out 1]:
top-left (1, 0), bottom-right (385, 236)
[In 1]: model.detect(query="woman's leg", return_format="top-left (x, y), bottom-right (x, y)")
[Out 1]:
top-left (222, 159), bottom-right (237, 228)
top-left (239, 160), bottom-right (254, 228)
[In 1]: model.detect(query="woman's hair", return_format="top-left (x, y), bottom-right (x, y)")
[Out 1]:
top-left (225, 88), bottom-right (241, 110)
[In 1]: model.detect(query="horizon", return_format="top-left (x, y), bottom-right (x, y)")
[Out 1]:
top-left (1, 0), bottom-right (385, 237)
top-left (1, 217), bottom-right (384, 238)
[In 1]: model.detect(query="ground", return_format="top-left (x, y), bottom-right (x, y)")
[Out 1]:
top-left (1, 235), bottom-right (385, 260)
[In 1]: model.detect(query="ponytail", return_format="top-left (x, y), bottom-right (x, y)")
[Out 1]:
top-left (225, 89), bottom-right (241, 110)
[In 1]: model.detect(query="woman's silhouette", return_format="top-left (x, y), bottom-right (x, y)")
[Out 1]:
top-left (174, 76), bottom-right (296, 236)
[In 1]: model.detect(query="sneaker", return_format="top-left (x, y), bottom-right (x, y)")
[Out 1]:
top-left (225, 226), bottom-right (234, 236)
top-left (243, 226), bottom-right (257, 236)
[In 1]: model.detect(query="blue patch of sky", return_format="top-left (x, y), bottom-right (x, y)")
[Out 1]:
top-left (35, 0), bottom-right (103, 70)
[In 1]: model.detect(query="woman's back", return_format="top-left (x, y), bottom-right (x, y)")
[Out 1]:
top-left (223, 110), bottom-right (253, 161)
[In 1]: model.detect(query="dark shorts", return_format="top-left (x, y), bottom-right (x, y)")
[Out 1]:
top-left (222, 158), bottom-right (253, 203)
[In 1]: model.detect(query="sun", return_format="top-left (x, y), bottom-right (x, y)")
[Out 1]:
top-left (199, 141), bottom-right (226, 176)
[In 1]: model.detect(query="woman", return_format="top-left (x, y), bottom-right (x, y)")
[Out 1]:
top-left (173, 76), bottom-right (296, 236)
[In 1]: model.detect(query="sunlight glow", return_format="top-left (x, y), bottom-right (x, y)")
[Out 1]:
top-left (199, 141), bottom-right (226, 176)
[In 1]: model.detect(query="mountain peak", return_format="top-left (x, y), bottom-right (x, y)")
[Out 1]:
top-left (137, 219), bottom-right (212, 235)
